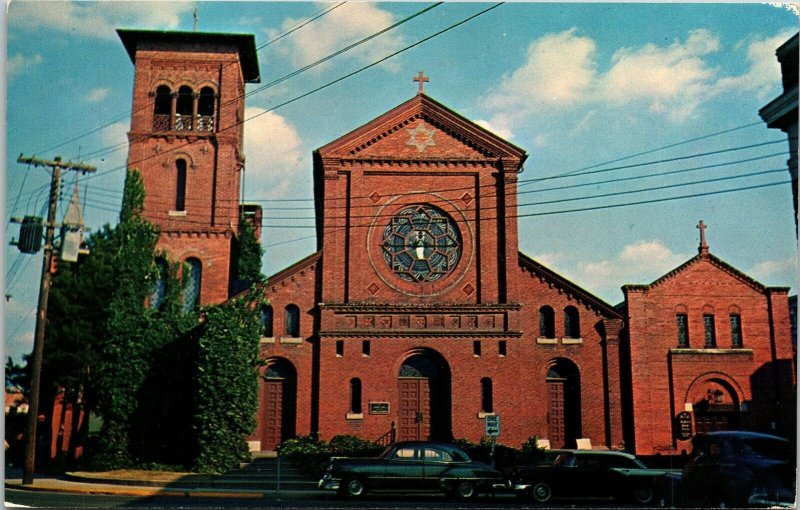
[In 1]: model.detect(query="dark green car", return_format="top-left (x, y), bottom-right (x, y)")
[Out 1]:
top-left (319, 441), bottom-right (508, 499)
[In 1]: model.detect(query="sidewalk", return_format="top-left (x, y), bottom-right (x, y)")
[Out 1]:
top-left (4, 465), bottom-right (328, 499)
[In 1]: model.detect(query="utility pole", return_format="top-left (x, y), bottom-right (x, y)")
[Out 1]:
top-left (17, 155), bottom-right (95, 485)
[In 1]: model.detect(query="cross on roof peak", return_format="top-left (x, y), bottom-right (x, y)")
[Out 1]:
top-left (697, 220), bottom-right (709, 254)
top-left (413, 71), bottom-right (429, 95)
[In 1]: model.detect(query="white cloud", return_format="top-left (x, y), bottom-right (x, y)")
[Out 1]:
top-left (9, 1), bottom-right (195, 40)
top-left (98, 122), bottom-right (130, 171)
top-left (86, 88), bottom-right (112, 103)
top-left (747, 257), bottom-right (798, 289)
top-left (266, 2), bottom-right (406, 72)
top-left (601, 29), bottom-right (720, 122)
top-left (8, 53), bottom-right (43, 79)
top-left (242, 107), bottom-right (304, 199)
top-left (717, 31), bottom-right (796, 99)
top-left (535, 240), bottom-right (689, 303)
top-left (483, 28), bottom-right (793, 129)
top-left (484, 29), bottom-right (597, 123)
top-left (474, 119), bottom-right (513, 141)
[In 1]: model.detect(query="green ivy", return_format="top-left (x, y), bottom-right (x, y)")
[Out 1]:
top-left (193, 288), bottom-right (263, 474)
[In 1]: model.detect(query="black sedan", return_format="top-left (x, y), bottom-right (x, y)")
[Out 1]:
top-left (681, 431), bottom-right (795, 507)
top-left (513, 450), bottom-right (680, 505)
top-left (318, 441), bottom-right (508, 499)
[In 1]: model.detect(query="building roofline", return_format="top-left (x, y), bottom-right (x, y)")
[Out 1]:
top-left (117, 29), bottom-right (260, 83)
top-left (518, 251), bottom-right (622, 319)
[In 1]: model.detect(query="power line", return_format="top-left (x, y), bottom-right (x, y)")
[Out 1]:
top-left (66, 147), bottom-right (785, 220)
top-left (73, 168), bottom-right (790, 231)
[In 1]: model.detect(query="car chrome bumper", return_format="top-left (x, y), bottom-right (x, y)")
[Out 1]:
top-left (318, 476), bottom-right (341, 491)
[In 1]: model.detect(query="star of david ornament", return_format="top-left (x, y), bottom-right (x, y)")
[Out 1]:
top-left (406, 123), bottom-right (436, 153)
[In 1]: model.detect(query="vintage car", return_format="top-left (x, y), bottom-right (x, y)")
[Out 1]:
top-left (513, 449), bottom-right (680, 505)
top-left (681, 431), bottom-right (795, 507)
top-left (318, 441), bottom-right (508, 499)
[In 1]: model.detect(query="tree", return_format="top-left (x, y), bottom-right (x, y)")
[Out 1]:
top-left (88, 169), bottom-right (196, 468)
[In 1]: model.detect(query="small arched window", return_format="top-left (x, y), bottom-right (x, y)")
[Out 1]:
top-left (704, 314), bottom-right (717, 347)
top-left (564, 306), bottom-right (580, 338)
top-left (182, 258), bottom-right (202, 312)
top-left (539, 306), bottom-right (555, 338)
top-left (730, 314), bottom-right (743, 347)
top-left (149, 258), bottom-right (169, 309)
top-left (481, 377), bottom-right (494, 413)
top-left (197, 87), bottom-right (215, 131)
top-left (285, 304), bottom-right (300, 337)
top-left (175, 159), bottom-right (187, 211)
top-left (176, 86), bottom-right (194, 130)
top-left (676, 313), bottom-right (689, 347)
top-left (261, 305), bottom-right (274, 337)
top-left (350, 378), bottom-right (362, 414)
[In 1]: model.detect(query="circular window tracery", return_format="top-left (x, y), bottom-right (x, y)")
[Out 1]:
top-left (381, 205), bottom-right (461, 283)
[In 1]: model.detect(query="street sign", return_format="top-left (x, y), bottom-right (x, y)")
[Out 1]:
top-left (485, 415), bottom-right (500, 437)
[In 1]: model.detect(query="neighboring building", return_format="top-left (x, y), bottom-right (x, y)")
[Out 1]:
top-left (759, 32), bottom-right (798, 231)
top-left (113, 29), bottom-right (794, 456)
top-left (117, 29), bottom-right (262, 306)
top-left (622, 224), bottom-right (795, 455)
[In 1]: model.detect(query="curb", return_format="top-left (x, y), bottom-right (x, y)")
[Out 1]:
top-left (5, 482), bottom-right (266, 499)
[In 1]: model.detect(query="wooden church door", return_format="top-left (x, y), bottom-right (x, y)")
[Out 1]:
top-left (547, 378), bottom-right (567, 447)
top-left (398, 378), bottom-right (431, 441)
top-left (263, 379), bottom-right (284, 451)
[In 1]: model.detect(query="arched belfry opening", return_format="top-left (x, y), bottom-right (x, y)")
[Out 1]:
top-left (397, 349), bottom-right (452, 441)
top-left (546, 358), bottom-right (582, 448)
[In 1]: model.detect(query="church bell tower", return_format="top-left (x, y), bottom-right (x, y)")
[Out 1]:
top-left (118, 29), bottom-right (260, 305)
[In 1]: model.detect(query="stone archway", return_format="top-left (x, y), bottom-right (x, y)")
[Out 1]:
top-left (690, 378), bottom-right (740, 433)
top-left (397, 349), bottom-right (452, 441)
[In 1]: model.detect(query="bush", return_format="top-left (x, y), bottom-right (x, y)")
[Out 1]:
top-left (280, 435), bottom-right (383, 479)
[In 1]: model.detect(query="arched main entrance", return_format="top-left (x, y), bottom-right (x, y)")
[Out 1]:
top-left (261, 359), bottom-right (297, 451)
top-left (546, 359), bottom-right (582, 448)
top-left (690, 378), bottom-right (740, 433)
top-left (397, 350), bottom-right (452, 441)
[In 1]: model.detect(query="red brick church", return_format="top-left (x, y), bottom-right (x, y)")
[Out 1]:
top-left (118, 29), bottom-right (795, 457)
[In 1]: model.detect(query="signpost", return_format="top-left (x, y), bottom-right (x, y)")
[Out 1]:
top-left (484, 415), bottom-right (500, 468)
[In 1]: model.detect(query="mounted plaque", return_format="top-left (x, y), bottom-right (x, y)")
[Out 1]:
top-left (675, 411), bottom-right (693, 440)
top-left (369, 402), bottom-right (390, 415)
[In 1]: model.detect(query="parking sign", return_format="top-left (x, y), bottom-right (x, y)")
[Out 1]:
top-left (484, 415), bottom-right (500, 437)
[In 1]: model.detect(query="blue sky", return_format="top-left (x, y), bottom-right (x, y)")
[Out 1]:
top-left (5, 2), bottom-right (798, 363)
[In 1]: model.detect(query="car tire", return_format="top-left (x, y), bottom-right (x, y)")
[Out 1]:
top-left (631, 485), bottom-right (654, 505)
top-left (342, 478), bottom-right (367, 499)
top-left (531, 481), bottom-right (552, 503)
top-left (453, 481), bottom-right (477, 500)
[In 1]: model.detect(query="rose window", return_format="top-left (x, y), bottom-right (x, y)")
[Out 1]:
top-left (381, 205), bottom-right (461, 283)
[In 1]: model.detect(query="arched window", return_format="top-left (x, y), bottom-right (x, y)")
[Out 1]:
top-left (182, 258), bottom-right (202, 312)
top-left (480, 377), bottom-right (493, 413)
top-left (285, 304), bottom-right (300, 337)
top-left (175, 159), bottom-right (187, 211)
top-left (539, 306), bottom-right (555, 338)
top-left (197, 87), bottom-right (215, 131)
top-left (153, 85), bottom-right (172, 131)
top-left (350, 378), bottom-right (362, 414)
top-left (729, 314), bottom-right (742, 347)
top-left (564, 306), bottom-right (580, 338)
top-left (676, 313), bottom-right (689, 347)
top-left (261, 305), bottom-right (274, 337)
top-left (149, 258), bottom-right (169, 309)
top-left (175, 86), bottom-right (194, 130)
top-left (704, 314), bottom-right (716, 347)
